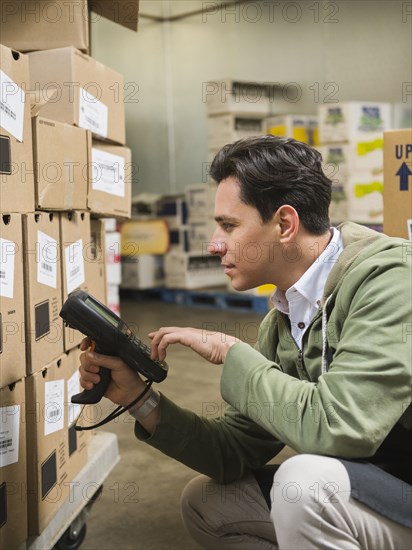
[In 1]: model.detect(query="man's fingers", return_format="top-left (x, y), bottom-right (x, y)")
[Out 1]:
top-left (80, 337), bottom-right (91, 351)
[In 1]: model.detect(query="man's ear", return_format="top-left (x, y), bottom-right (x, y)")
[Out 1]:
top-left (274, 205), bottom-right (300, 243)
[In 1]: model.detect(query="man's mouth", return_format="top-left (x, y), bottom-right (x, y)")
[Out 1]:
top-left (222, 263), bottom-right (235, 275)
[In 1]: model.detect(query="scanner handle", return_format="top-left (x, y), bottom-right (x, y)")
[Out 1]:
top-left (71, 341), bottom-right (111, 405)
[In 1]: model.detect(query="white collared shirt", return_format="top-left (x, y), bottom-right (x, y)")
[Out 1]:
top-left (271, 227), bottom-right (344, 349)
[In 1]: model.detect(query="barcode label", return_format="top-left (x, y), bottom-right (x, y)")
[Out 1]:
top-left (0, 70), bottom-right (25, 141)
top-left (0, 438), bottom-right (12, 450)
top-left (37, 231), bottom-right (57, 289)
top-left (44, 380), bottom-right (64, 435)
top-left (0, 238), bottom-right (15, 298)
top-left (65, 239), bottom-right (85, 294)
top-left (70, 266), bottom-right (80, 278)
top-left (79, 88), bottom-right (108, 138)
top-left (0, 101), bottom-right (16, 120)
top-left (91, 148), bottom-right (125, 197)
top-left (0, 405), bottom-right (20, 468)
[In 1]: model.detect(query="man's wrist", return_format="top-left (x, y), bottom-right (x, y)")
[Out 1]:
top-left (129, 389), bottom-right (160, 421)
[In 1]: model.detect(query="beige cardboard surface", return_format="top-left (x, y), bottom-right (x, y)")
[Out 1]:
top-left (0, 45), bottom-right (35, 214)
top-left (23, 212), bottom-right (63, 374)
top-left (0, 214), bottom-right (26, 387)
top-left (0, 1), bottom-right (139, 53)
top-left (0, 0), bottom-right (89, 52)
top-left (28, 47), bottom-right (125, 145)
top-left (383, 129), bottom-right (412, 239)
top-left (60, 212), bottom-right (91, 351)
top-left (25, 353), bottom-right (88, 535)
top-left (0, 379), bottom-right (28, 550)
top-left (88, 142), bottom-right (132, 217)
top-left (32, 117), bottom-right (90, 211)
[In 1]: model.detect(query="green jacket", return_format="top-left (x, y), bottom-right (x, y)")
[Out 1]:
top-left (135, 223), bottom-right (412, 484)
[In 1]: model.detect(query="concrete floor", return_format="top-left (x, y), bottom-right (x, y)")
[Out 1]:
top-left (80, 298), bottom-right (291, 550)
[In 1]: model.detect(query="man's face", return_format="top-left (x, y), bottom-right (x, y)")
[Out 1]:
top-left (208, 176), bottom-right (280, 291)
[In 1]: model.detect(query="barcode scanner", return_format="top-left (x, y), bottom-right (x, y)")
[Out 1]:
top-left (60, 290), bottom-right (168, 405)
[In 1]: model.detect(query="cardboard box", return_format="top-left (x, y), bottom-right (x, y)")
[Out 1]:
top-left (164, 251), bottom-right (226, 289)
top-left (89, 218), bottom-right (107, 305)
top-left (25, 353), bottom-right (89, 535)
top-left (347, 172), bottom-right (384, 225)
top-left (188, 218), bottom-right (216, 253)
top-left (28, 47), bottom-right (125, 145)
top-left (318, 102), bottom-right (392, 144)
top-left (157, 195), bottom-right (188, 229)
top-left (60, 212), bottom-right (92, 351)
top-left (105, 231), bottom-right (121, 286)
top-left (32, 116), bottom-right (90, 211)
top-left (121, 219), bottom-right (169, 256)
top-left (121, 255), bottom-right (164, 289)
top-left (318, 137), bottom-right (384, 179)
top-left (88, 142), bottom-right (132, 217)
top-left (23, 212), bottom-right (63, 374)
top-left (0, 214), bottom-right (26, 387)
top-left (208, 114), bottom-right (265, 150)
top-left (0, 1), bottom-right (139, 53)
top-left (185, 183), bottom-right (216, 219)
top-left (265, 114), bottom-right (319, 147)
top-left (0, 45), bottom-right (35, 214)
top-left (383, 129), bottom-right (412, 239)
top-left (205, 79), bottom-right (271, 117)
top-left (0, 379), bottom-right (27, 550)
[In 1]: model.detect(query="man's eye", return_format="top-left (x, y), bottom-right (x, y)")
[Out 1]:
top-left (222, 223), bottom-right (234, 231)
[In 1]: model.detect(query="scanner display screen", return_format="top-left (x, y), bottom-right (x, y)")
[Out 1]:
top-left (85, 297), bottom-right (119, 328)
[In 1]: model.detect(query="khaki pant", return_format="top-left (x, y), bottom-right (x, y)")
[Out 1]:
top-left (181, 455), bottom-right (412, 550)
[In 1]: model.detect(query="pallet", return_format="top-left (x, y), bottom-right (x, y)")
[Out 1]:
top-left (121, 287), bottom-right (270, 314)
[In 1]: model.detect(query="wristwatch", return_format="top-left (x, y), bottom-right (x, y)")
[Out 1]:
top-left (130, 389), bottom-right (160, 422)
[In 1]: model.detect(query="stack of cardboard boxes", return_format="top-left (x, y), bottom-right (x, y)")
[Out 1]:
top-left (317, 102), bottom-right (392, 226)
top-left (1, 4), bottom-right (135, 545)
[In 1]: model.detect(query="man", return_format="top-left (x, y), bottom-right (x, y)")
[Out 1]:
top-left (80, 136), bottom-right (412, 549)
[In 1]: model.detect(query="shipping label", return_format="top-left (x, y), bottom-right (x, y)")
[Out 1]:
top-left (0, 70), bottom-right (25, 142)
top-left (91, 148), bottom-right (125, 197)
top-left (0, 405), bottom-right (20, 468)
top-left (79, 87), bottom-right (108, 138)
top-left (44, 379), bottom-right (65, 436)
top-left (37, 230), bottom-right (58, 288)
top-left (0, 238), bottom-right (15, 299)
top-left (65, 238), bottom-right (85, 294)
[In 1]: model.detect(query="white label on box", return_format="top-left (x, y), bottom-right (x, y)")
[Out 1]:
top-left (0, 238), bottom-right (15, 298)
top-left (0, 405), bottom-right (20, 468)
top-left (65, 238), bottom-right (85, 294)
top-left (44, 379), bottom-right (64, 436)
top-left (67, 371), bottom-right (81, 425)
top-left (91, 148), bottom-right (125, 197)
top-left (0, 69), bottom-right (25, 142)
top-left (37, 230), bottom-right (58, 288)
top-left (79, 87), bottom-right (108, 138)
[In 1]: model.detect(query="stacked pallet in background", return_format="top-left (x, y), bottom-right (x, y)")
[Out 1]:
top-left (0, 3), bottom-right (136, 544)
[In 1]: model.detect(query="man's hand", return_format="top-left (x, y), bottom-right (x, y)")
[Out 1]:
top-left (148, 327), bottom-right (240, 364)
top-left (79, 337), bottom-right (146, 407)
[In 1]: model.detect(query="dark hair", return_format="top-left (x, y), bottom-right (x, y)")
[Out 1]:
top-left (210, 135), bottom-right (331, 235)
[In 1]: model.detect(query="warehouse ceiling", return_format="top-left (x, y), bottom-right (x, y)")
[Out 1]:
top-left (139, 0), bottom-right (244, 21)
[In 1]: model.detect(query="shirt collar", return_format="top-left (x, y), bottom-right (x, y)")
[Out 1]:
top-left (271, 227), bottom-right (343, 313)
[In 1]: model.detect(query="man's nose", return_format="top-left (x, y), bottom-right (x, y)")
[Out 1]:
top-left (207, 240), bottom-right (225, 256)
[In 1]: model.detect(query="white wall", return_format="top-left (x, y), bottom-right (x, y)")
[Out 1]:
top-left (91, 0), bottom-right (412, 195)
